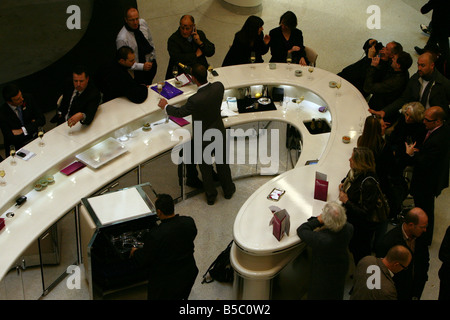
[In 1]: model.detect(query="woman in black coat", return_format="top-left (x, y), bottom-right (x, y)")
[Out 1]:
top-left (339, 147), bottom-right (380, 265)
top-left (222, 16), bottom-right (270, 67)
top-left (268, 11), bottom-right (309, 65)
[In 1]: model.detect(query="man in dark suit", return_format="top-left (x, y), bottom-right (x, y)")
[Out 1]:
top-left (130, 194), bottom-right (198, 300)
top-left (405, 106), bottom-right (450, 245)
top-left (52, 65), bottom-right (101, 127)
top-left (0, 83), bottom-right (45, 153)
top-left (99, 46), bottom-right (148, 104)
top-left (351, 245), bottom-right (412, 300)
top-left (375, 207), bottom-right (430, 300)
top-left (158, 64), bottom-right (235, 205)
top-left (166, 15), bottom-right (215, 80)
top-left (369, 52), bottom-right (450, 123)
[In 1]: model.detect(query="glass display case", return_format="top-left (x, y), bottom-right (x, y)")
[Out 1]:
top-left (79, 183), bottom-right (157, 299)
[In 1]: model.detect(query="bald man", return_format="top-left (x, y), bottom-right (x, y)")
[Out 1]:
top-left (351, 245), bottom-right (412, 300)
top-left (166, 14), bottom-right (215, 79)
top-left (116, 6), bottom-right (157, 85)
top-left (376, 207), bottom-right (430, 300)
top-left (369, 52), bottom-right (450, 123)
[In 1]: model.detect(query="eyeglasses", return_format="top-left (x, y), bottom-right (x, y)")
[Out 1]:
top-left (423, 117), bottom-right (437, 122)
top-left (399, 263), bottom-right (409, 270)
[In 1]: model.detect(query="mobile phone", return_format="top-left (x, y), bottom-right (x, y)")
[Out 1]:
top-left (211, 70), bottom-right (219, 77)
top-left (16, 151), bottom-right (26, 158)
top-left (193, 25), bottom-right (197, 33)
top-left (267, 188), bottom-right (285, 201)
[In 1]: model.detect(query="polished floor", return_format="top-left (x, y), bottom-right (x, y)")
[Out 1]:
top-left (2, 0), bottom-right (449, 300)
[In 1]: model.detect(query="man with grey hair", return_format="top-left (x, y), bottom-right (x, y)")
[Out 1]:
top-left (296, 201), bottom-right (353, 299)
top-left (351, 245), bottom-right (412, 300)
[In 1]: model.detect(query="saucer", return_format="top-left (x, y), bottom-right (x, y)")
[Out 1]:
top-left (258, 97), bottom-right (271, 105)
top-left (142, 123), bottom-right (152, 131)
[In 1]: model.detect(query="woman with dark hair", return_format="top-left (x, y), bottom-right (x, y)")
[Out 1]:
top-left (268, 11), bottom-right (309, 65)
top-left (222, 15), bottom-right (270, 66)
top-left (339, 147), bottom-right (381, 265)
top-left (357, 115), bottom-right (404, 243)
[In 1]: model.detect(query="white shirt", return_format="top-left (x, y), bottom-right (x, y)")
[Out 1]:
top-left (116, 19), bottom-right (156, 71)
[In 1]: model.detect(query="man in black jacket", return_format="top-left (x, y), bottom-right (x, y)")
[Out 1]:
top-left (364, 51), bottom-right (412, 111)
top-left (0, 83), bottom-right (45, 153)
top-left (52, 65), bottom-right (101, 127)
top-left (405, 106), bottom-right (450, 245)
top-left (166, 15), bottom-right (215, 80)
top-left (130, 194), bottom-right (198, 300)
top-left (99, 46), bottom-right (148, 104)
top-left (370, 52), bottom-right (450, 123)
top-left (158, 64), bottom-right (235, 205)
top-left (376, 207), bottom-right (430, 300)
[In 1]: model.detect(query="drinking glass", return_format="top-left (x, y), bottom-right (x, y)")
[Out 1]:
top-left (172, 66), bottom-right (178, 79)
top-left (286, 52), bottom-right (292, 70)
top-left (38, 126), bottom-right (45, 147)
top-left (250, 52), bottom-right (256, 68)
top-left (10, 145), bottom-right (17, 166)
top-left (308, 63), bottom-right (314, 80)
top-left (208, 65), bottom-right (214, 81)
top-left (157, 81), bottom-right (168, 123)
top-left (0, 169), bottom-right (6, 186)
top-left (282, 95), bottom-right (289, 114)
top-left (336, 79), bottom-right (342, 97)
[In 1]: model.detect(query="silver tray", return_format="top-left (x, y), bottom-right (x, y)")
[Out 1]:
top-left (76, 137), bottom-right (128, 169)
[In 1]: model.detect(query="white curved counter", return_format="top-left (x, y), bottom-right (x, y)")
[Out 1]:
top-left (0, 63), bottom-right (367, 295)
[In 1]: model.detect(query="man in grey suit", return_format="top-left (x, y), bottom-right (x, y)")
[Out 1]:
top-left (158, 64), bottom-right (235, 205)
top-left (351, 245), bottom-right (412, 300)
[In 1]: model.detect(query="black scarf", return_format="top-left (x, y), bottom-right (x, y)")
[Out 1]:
top-left (124, 23), bottom-right (154, 63)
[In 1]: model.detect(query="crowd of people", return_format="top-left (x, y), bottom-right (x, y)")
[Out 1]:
top-left (1, 4), bottom-right (450, 301)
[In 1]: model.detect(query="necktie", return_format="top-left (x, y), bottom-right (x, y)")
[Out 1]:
top-left (17, 105), bottom-right (25, 126)
top-left (67, 91), bottom-right (80, 120)
top-left (424, 130), bottom-right (431, 143)
top-left (420, 80), bottom-right (433, 108)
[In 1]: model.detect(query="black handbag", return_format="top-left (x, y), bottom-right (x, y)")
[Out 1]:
top-left (360, 176), bottom-right (390, 223)
top-left (201, 240), bottom-right (234, 284)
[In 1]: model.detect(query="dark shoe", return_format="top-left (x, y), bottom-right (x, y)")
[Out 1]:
top-left (207, 195), bottom-right (216, 205)
top-left (186, 178), bottom-right (203, 189)
top-left (224, 190), bottom-right (235, 199)
top-left (415, 46), bottom-right (425, 55)
top-left (224, 185), bottom-right (236, 199)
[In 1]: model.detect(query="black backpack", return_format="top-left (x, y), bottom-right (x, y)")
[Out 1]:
top-left (201, 240), bottom-right (234, 284)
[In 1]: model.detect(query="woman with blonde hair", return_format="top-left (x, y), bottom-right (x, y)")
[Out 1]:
top-left (387, 102), bottom-right (427, 156)
top-left (339, 147), bottom-right (381, 265)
